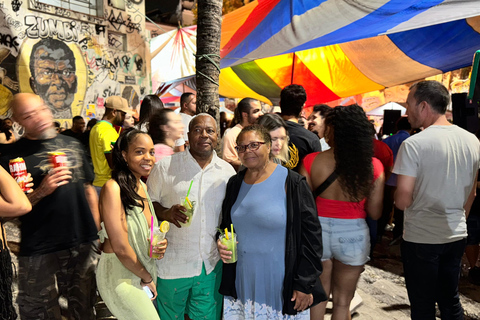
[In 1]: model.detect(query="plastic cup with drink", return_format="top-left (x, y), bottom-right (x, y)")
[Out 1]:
top-left (150, 220), bottom-right (169, 259)
top-left (179, 196), bottom-right (195, 227)
top-left (179, 180), bottom-right (195, 227)
top-left (220, 224), bottom-right (237, 264)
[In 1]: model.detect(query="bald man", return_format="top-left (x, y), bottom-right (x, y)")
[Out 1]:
top-left (0, 93), bottom-right (99, 319)
top-left (147, 114), bottom-right (235, 320)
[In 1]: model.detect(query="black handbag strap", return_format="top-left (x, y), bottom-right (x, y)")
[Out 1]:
top-left (313, 171), bottom-right (338, 198)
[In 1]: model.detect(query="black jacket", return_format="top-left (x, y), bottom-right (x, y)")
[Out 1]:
top-left (218, 168), bottom-right (327, 315)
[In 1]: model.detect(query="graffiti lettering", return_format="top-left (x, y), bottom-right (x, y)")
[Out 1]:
top-left (114, 56), bottom-right (130, 71)
top-left (103, 87), bottom-right (116, 98)
top-left (105, 10), bottom-right (141, 33)
top-left (80, 23), bottom-right (91, 34)
top-left (87, 69), bottom-right (94, 85)
top-left (25, 16), bottom-right (78, 42)
top-left (0, 33), bottom-right (19, 53)
top-left (79, 37), bottom-right (89, 51)
top-left (108, 33), bottom-right (122, 49)
top-left (85, 54), bottom-right (119, 75)
top-left (5, 15), bottom-right (23, 31)
top-left (134, 55), bottom-right (143, 72)
top-left (29, 0), bottom-right (49, 11)
top-left (95, 24), bottom-right (106, 36)
top-left (55, 6), bottom-right (71, 17)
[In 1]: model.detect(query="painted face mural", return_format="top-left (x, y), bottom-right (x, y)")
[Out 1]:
top-left (29, 38), bottom-right (77, 119)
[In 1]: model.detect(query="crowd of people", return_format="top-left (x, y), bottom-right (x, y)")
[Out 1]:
top-left (0, 80), bottom-right (479, 320)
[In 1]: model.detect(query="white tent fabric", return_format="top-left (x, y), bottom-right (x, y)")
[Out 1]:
top-left (150, 26), bottom-right (197, 92)
top-left (366, 102), bottom-right (406, 116)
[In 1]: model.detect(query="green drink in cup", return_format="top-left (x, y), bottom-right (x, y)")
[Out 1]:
top-left (220, 228), bottom-right (237, 263)
top-left (179, 197), bottom-right (195, 227)
top-left (150, 221), bottom-right (169, 259)
top-left (179, 180), bottom-right (195, 228)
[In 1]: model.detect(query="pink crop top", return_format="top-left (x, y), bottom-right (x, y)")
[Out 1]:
top-left (303, 153), bottom-right (383, 219)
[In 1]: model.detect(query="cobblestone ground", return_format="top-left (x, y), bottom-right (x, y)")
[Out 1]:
top-left (324, 235), bottom-right (480, 320)
top-left (5, 220), bottom-right (480, 320)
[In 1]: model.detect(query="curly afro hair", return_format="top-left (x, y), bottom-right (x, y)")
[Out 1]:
top-left (325, 104), bottom-right (374, 201)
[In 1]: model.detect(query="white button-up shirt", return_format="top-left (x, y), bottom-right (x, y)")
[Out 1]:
top-left (147, 149), bottom-right (235, 279)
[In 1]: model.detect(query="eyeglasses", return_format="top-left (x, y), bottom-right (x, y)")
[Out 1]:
top-left (235, 141), bottom-right (265, 153)
top-left (37, 68), bottom-right (75, 80)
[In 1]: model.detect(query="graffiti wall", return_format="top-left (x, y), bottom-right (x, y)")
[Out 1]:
top-left (0, 0), bottom-right (150, 126)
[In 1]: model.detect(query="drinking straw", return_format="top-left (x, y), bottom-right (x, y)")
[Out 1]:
top-left (224, 228), bottom-right (229, 240)
top-left (150, 215), bottom-right (154, 258)
top-left (186, 180), bottom-right (194, 198)
top-left (231, 223), bottom-right (235, 258)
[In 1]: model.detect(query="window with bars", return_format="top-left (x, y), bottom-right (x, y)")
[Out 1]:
top-left (38, 0), bottom-right (100, 16)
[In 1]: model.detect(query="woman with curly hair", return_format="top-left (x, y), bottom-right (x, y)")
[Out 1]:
top-left (300, 104), bottom-right (384, 320)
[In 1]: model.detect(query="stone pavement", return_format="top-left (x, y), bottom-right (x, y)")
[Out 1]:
top-left (4, 220), bottom-right (480, 319)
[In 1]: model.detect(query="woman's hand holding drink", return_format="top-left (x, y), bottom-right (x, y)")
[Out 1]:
top-left (150, 221), bottom-right (169, 259)
top-left (217, 225), bottom-right (237, 264)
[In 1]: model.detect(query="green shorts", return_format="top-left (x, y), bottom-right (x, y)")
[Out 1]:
top-left (156, 261), bottom-right (223, 320)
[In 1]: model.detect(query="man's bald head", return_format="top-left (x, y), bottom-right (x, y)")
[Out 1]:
top-left (10, 93), bottom-right (44, 120)
top-left (189, 113), bottom-right (217, 132)
top-left (10, 93), bottom-right (56, 140)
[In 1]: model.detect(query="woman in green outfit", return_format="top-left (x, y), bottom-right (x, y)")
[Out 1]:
top-left (97, 129), bottom-right (167, 319)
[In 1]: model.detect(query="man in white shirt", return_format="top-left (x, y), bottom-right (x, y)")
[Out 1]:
top-left (175, 92), bottom-right (196, 149)
top-left (394, 81), bottom-right (480, 320)
top-left (148, 114), bottom-right (236, 320)
top-left (221, 98), bottom-right (263, 171)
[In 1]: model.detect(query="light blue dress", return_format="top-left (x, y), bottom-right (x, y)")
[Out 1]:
top-left (224, 165), bottom-right (309, 320)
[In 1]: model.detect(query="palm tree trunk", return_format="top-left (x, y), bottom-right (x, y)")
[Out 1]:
top-left (195, 0), bottom-right (223, 132)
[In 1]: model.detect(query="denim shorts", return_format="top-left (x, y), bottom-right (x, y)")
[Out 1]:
top-left (319, 216), bottom-right (370, 266)
top-left (467, 214), bottom-right (480, 245)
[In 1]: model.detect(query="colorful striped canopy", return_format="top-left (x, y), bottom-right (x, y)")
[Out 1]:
top-left (150, 26), bottom-right (197, 93)
top-left (152, 0), bottom-right (480, 106)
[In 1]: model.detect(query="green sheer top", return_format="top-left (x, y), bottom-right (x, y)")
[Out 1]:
top-left (98, 181), bottom-right (158, 282)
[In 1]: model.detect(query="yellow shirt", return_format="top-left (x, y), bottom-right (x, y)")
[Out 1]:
top-left (89, 121), bottom-right (119, 187)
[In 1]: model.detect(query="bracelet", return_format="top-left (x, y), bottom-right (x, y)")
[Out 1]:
top-left (141, 277), bottom-right (153, 285)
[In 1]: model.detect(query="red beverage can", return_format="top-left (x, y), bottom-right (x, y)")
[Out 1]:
top-left (48, 152), bottom-right (68, 168)
top-left (9, 157), bottom-right (30, 192)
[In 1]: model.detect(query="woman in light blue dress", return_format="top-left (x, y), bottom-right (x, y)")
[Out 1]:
top-left (218, 125), bottom-right (326, 320)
